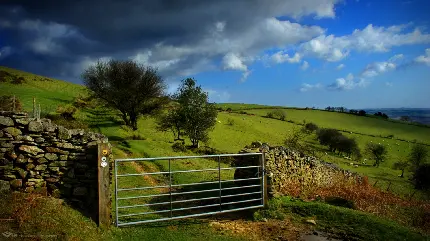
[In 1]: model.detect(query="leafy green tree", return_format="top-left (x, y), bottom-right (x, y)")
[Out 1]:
top-left (82, 59), bottom-right (167, 130)
top-left (156, 106), bottom-right (186, 142)
top-left (365, 142), bottom-right (388, 167)
top-left (408, 144), bottom-right (429, 171)
top-left (316, 128), bottom-right (342, 152)
top-left (173, 78), bottom-right (217, 148)
top-left (303, 122), bottom-right (319, 133)
top-left (393, 160), bottom-right (409, 178)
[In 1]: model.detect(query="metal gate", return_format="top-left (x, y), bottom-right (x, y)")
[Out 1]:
top-left (114, 153), bottom-right (266, 227)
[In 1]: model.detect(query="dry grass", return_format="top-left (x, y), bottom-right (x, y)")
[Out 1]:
top-left (276, 174), bottom-right (430, 233)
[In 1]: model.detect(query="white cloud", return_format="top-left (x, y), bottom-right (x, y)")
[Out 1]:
top-left (206, 89), bottom-right (231, 103)
top-left (361, 54), bottom-right (402, 78)
top-left (328, 77), bottom-right (356, 90)
top-left (300, 83), bottom-right (322, 92)
top-left (240, 70), bottom-right (252, 82)
top-left (298, 24), bottom-right (430, 62)
top-left (386, 82), bottom-right (393, 87)
top-left (271, 52), bottom-right (302, 64)
top-left (415, 48), bottom-right (430, 66)
top-left (222, 53), bottom-right (248, 71)
top-left (336, 63), bottom-right (345, 70)
top-left (301, 61), bottom-right (309, 70)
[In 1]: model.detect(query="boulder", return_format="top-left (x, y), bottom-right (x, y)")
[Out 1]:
top-left (3, 127), bottom-right (22, 137)
top-left (10, 179), bottom-right (22, 188)
top-left (19, 145), bottom-right (44, 155)
top-left (45, 153), bottom-right (58, 161)
top-left (14, 167), bottom-right (27, 179)
top-left (28, 121), bottom-right (44, 132)
top-left (16, 135), bottom-right (34, 142)
top-left (45, 147), bottom-right (69, 154)
top-left (34, 164), bottom-right (47, 171)
top-left (0, 116), bottom-right (14, 126)
top-left (57, 126), bottom-right (71, 140)
top-left (15, 118), bottom-right (32, 125)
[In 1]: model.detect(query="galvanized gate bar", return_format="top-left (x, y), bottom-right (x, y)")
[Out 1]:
top-left (115, 152), bottom-right (261, 162)
top-left (117, 177), bottom-right (263, 192)
top-left (114, 153), bottom-right (265, 227)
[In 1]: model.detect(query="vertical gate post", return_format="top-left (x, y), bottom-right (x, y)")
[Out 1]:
top-left (260, 152), bottom-right (268, 208)
top-left (98, 143), bottom-right (111, 228)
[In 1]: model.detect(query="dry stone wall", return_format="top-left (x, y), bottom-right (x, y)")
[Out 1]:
top-left (0, 111), bottom-right (112, 216)
top-left (234, 142), bottom-right (363, 198)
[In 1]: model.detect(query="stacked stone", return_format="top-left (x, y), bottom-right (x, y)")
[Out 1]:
top-left (0, 111), bottom-right (110, 210)
top-left (233, 142), bottom-right (363, 198)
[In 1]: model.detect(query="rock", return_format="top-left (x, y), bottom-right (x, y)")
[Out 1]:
top-left (34, 137), bottom-right (45, 143)
top-left (16, 135), bottom-right (34, 142)
top-left (36, 157), bottom-right (48, 164)
top-left (15, 118), bottom-right (32, 125)
top-left (0, 180), bottom-right (11, 192)
top-left (14, 167), bottom-right (27, 179)
top-left (59, 155), bottom-right (68, 161)
top-left (306, 219), bottom-right (317, 225)
top-left (67, 169), bottom-right (75, 178)
top-left (1, 142), bottom-right (14, 148)
top-left (49, 167), bottom-right (60, 172)
top-left (0, 158), bottom-right (10, 165)
top-left (0, 116), bottom-right (14, 126)
top-left (24, 186), bottom-right (34, 192)
top-left (19, 145), bottom-right (44, 155)
top-left (56, 142), bottom-right (75, 149)
top-left (46, 177), bottom-right (59, 183)
top-left (57, 126), bottom-right (71, 140)
top-left (26, 163), bottom-right (35, 170)
top-left (35, 164), bottom-right (47, 171)
top-left (10, 179), bottom-right (22, 188)
top-left (4, 174), bottom-right (17, 180)
top-left (3, 127), bottom-right (22, 137)
top-left (45, 147), bottom-right (69, 154)
top-left (16, 154), bottom-right (28, 163)
top-left (0, 131), bottom-right (3, 137)
top-left (28, 121), bottom-right (44, 132)
top-left (45, 153), bottom-right (58, 161)
top-left (49, 161), bottom-right (67, 167)
top-left (6, 151), bottom-right (17, 160)
top-left (73, 187), bottom-right (87, 196)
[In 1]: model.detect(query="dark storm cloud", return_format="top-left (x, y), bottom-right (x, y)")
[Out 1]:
top-left (0, 0), bottom-right (338, 83)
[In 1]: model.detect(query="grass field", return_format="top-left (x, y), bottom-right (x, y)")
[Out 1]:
top-left (1, 66), bottom-right (430, 240)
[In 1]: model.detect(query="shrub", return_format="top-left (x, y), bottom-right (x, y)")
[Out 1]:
top-left (172, 141), bottom-right (187, 152)
top-left (412, 163), bottom-right (430, 191)
top-left (226, 108), bottom-right (232, 112)
top-left (273, 109), bottom-right (286, 121)
top-left (303, 122), bottom-right (318, 133)
top-left (408, 144), bottom-right (429, 171)
top-left (266, 111), bottom-right (274, 118)
top-left (365, 142), bottom-right (388, 167)
top-left (49, 117), bottom-right (89, 130)
top-left (72, 94), bottom-right (94, 108)
top-left (128, 133), bottom-right (146, 140)
top-left (11, 76), bottom-right (25, 84)
top-left (239, 111), bottom-right (247, 114)
top-left (227, 118), bottom-right (235, 126)
top-left (0, 95), bottom-right (23, 111)
top-left (56, 105), bottom-right (77, 120)
top-left (316, 128), bottom-right (342, 151)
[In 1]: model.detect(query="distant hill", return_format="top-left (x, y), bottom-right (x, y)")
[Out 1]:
top-left (364, 108), bottom-right (430, 125)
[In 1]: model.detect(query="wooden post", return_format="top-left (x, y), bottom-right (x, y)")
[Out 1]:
top-left (38, 104), bottom-right (41, 120)
top-left (98, 143), bottom-right (111, 228)
top-left (33, 97), bottom-right (36, 118)
top-left (13, 95), bottom-right (15, 111)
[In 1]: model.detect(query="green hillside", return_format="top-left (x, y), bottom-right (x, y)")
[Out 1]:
top-left (1, 66), bottom-right (429, 240)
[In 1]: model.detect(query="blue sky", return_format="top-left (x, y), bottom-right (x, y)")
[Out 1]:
top-left (0, 0), bottom-right (429, 109)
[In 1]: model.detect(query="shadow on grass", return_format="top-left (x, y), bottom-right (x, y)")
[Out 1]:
top-left (116, 173), bottom-right (263, 224)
